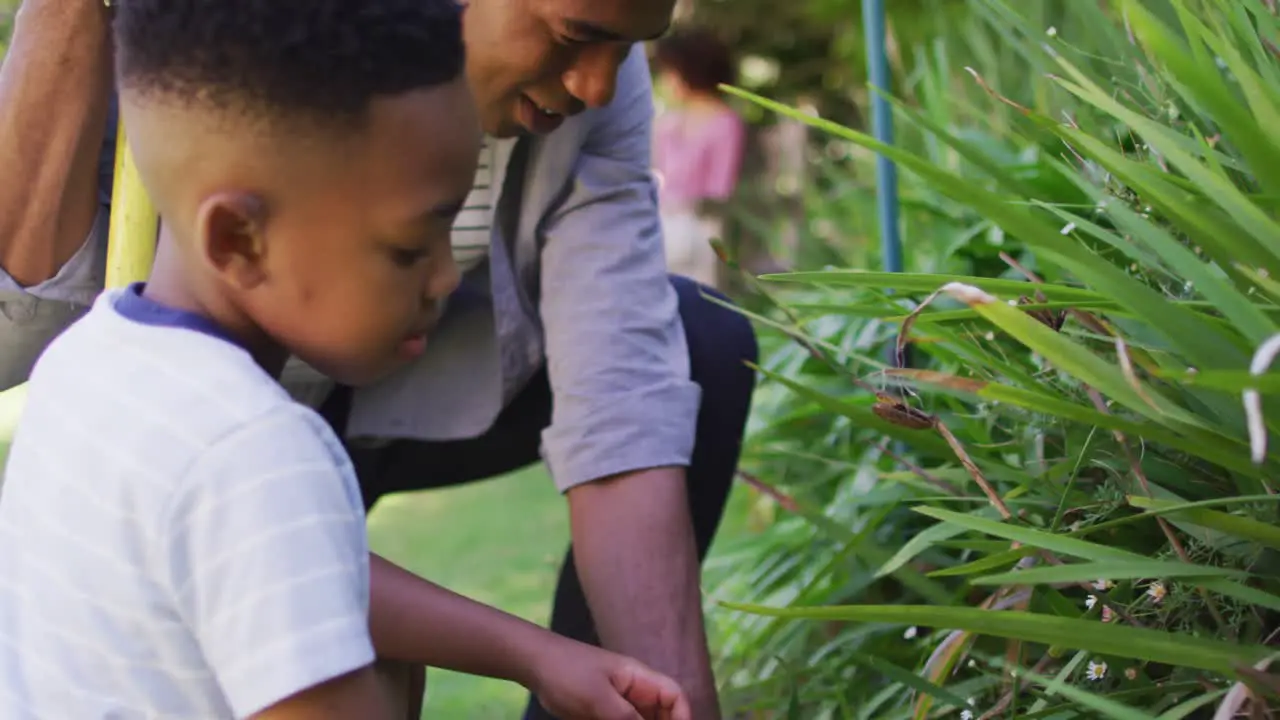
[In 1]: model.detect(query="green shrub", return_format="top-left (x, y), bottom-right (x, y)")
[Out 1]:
top-left (709, 0), bottom-right (1280, 716)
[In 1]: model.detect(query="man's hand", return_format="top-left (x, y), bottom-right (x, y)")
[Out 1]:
top-left (566, 466), bottom-right (722, 719)
top-left (528, 638), bottom-right (691, 720)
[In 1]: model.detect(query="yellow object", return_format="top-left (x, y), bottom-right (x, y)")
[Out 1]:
top-left (0, 123), bottom-right (158, 463)
top-left (105, 123), bottom-right (159, 288)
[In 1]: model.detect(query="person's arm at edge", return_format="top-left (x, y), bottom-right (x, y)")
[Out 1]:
top-left (0, 0), bottom-right (112, 286)
top-left (568, 468), bottom-right (719, 718)
top-left (537, 46), bottom-right (721, 718)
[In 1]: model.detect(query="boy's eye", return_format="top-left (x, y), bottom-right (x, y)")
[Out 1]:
top-left (389, 247), bottom-right (429, 268)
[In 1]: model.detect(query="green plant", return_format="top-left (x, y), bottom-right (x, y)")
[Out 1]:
top-left (708, 0), bottom-right (1280, 716)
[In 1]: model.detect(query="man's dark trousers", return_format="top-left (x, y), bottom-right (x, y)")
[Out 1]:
top-left (319, 275), bottom-right (759, 719)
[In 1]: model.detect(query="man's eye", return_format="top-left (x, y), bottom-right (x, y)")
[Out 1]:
top-left (389, 247), bottom-right (428, 267)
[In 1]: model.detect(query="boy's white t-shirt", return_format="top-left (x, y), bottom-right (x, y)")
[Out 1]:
top-left (0, 285), bottom-right (376, 719)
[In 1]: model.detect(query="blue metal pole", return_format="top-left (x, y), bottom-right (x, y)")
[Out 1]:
top-left (862, 0), bottom-right (903, 276)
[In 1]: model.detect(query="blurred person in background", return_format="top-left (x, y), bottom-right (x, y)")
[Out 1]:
top-left (652, 27), bottom-right (747, 289)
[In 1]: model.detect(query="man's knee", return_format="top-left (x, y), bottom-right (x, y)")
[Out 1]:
top-left (669, 274), bottom-right (759, 376)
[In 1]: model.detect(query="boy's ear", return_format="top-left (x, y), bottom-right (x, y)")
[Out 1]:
top-left (194, 191), bottom-right (271, 290)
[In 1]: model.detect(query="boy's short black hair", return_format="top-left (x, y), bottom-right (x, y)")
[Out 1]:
top-left (113, 0), bottom-right (464, 126)
top-left (653, 28), bottom-right (737, 94)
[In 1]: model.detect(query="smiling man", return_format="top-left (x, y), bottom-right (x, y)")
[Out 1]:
top-left (0, 0), bottom-right (757, 717)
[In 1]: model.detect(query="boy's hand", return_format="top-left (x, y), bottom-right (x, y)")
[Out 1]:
top-left (527, 639), bottom-right (692, 720)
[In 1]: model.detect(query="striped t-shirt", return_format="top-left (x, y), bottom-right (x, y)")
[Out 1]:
top-left (0, 285), bottom-right (375, 719)
top-left (450, 137), bottom-right (510, 274)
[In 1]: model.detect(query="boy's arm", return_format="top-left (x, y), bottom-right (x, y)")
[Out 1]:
top-left (367, 555), bottom-right (692, 720)
top-left (250, 668), bottom-right (391, 720)
top-left (366, 554), bottom-right (542, 685)
top-left (166, 406), bottom-right (387, 720)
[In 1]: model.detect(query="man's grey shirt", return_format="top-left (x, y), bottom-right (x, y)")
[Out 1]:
top-left (1, 46), bottom-right (702, 493)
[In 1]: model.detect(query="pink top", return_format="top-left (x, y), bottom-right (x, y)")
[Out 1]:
top-left (653, 106), bottom-right (746, 211)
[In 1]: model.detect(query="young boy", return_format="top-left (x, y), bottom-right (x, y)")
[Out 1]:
top-left (0, 1), bottom-right (691, 719)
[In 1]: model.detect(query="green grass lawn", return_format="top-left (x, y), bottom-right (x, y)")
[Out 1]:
top-left (366, 464), bottom-right (754, 719)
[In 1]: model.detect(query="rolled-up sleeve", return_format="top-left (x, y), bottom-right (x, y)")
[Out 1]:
top-left (537, 45), bottom-right (701, 493)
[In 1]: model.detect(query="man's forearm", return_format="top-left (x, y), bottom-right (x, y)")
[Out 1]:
top-left (566, 466), bottom-right (722, 718)
top-left (367, 553), bottom-right (545, 688)
top-left (0, 0), bottom-right (113, 285)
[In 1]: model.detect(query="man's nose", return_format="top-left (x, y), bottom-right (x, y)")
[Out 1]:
top-left (561, 46), bottom-right (626, 109)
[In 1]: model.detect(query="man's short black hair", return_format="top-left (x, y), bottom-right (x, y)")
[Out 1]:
top-left (113, 0), bottom-right (464, 126)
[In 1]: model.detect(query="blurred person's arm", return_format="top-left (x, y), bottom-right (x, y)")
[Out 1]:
top-left (537, 45), bottom-right (722, 718)
top-left (0, 0), bottom-right (113, 286)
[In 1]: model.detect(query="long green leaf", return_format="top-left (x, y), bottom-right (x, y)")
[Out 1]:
top-left (914, 506), bottom-right (1139, 561)
top-left (1156, 689), bottom-right (1230, 719)
top-left (718, 602), bottom-right (1269, 674)
top-left (942, 284), bottom-right (1217, 434)
top-left (971, 560), bottom-right (1250, 586)
top-left (1127, 495), bottom-right (1280, 551)
top-left (761, 270), bottom-right (1102, 301)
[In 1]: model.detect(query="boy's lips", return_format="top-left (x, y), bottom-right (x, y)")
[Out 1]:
top-left (398, 332), bottom-right (428, 359)
top-left (397, 319), bottom-right (435, 359)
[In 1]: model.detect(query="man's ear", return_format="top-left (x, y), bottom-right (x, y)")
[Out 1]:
top-left (194, 191), bottom-right (271, 290)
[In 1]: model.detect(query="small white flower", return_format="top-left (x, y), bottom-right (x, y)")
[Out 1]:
top-left (1060, 221), bottom-right (1076, 235)
top-left (1092, 579), bottom-right (1113, 591)
top-left (1146, 581), bottom-right (1167, 603)
top-left (904, 626), bottom-right (918, 640)
top-left (1087, 659), bottom-right (1108, 681)
top-left (1046, 26), bottom-right (1058, 37)
top-left (1085, 594), bottom-right (1097, 610)
top-left (960, 710), bottom-right (974, 720)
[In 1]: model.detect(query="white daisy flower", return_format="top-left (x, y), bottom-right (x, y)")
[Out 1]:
top-left (904, 626), bottom-right (918, 640)
top-left (1085, 594), bottom-right (1097, 610)
top-left (1092, 579), bottom-right (1113, 591)
top-left (1086, 659), bottom-right (1108, 681)
top-left (1146, 581), bottom-right (1166, 603)
top-left (960, 710), bottom-right (974, 720)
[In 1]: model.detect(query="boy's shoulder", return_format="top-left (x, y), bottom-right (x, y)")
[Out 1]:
top-left (32, 287), bottom-right (289, 423)
top-left (15, 287), bottom-right (333, 484)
